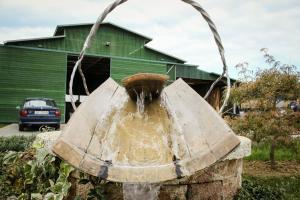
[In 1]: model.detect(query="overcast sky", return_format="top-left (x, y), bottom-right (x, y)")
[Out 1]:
top-left (0, 0), bottom-right (299, 78)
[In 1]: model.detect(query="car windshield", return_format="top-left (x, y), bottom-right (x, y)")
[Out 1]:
top-left (24, 99), bottom-right (56, 108)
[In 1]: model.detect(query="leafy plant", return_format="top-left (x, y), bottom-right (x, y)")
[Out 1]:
top-left (78, 172), bottom-right (108, 200)
top-left (0, 135), bottom-right (35, 152)
top-left (235, 176), bottom-right (300, 200)
top-left (87, 186), bottom-right (107, 200)
top-left (235, 178), bottom-right (284, 200)
top-left (0, 138), bottom-right (74, 199)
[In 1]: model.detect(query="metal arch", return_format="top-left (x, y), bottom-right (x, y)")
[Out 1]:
top-left (69, 0), bottom-right (230, 114)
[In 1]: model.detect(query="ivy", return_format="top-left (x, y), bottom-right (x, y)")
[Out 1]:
top-left (0, 138), bottom-right (74, 199)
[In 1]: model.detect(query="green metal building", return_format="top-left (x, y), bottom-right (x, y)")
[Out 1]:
top-left (0, 22), bottom-right (227, 123)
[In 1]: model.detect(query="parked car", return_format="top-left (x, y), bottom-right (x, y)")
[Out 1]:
top-left (17, 98), bottom-right (61, 131)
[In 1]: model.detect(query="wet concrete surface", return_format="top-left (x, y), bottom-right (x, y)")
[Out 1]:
top-left (0, 123), bottom-right (65, 137)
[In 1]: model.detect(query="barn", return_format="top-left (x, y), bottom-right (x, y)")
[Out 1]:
top-left (0, 22), bottom-right (230, 123)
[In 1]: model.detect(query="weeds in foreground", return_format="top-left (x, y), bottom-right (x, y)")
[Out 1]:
top-left (235, 176), bottom-right (300, 200)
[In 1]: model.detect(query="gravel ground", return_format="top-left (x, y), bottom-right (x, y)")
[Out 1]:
top-left (243, 160), bottom-right (300, 177)
top-left (0, 123), bottom-right (65, 137)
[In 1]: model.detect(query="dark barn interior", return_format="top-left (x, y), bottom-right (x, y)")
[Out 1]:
top-left (65, 55), bottom-right (110, 121)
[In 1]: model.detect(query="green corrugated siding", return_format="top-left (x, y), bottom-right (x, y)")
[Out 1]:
top-left (111, 58), bottom-right (166, 83)
top-left (166, 65), bottom-right (176, 82)
top-left (64, 25), bottom-right (180, 63)
top-left (65, 25), bottom-right (135, 56)
top-left (10, 38), bottom-right (65, 51)
top-left (0, 46), bottom-right (66, 123)
top-left (6, 24), bottom-right (183, 64)
top-left (175, 65), bottom-right (216, 81)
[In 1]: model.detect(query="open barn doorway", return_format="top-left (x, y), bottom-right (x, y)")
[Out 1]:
top-left (65, 54), bottom-right (110, 121)
top-left (181, 78), bottom-right (223, 111)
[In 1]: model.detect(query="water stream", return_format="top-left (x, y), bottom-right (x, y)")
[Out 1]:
top-left (121, 89), bottom-right (162, 199)
top-left (136, 89), bottom-right (145, 114)
top-left (123, 183), bottom-right (161, 200)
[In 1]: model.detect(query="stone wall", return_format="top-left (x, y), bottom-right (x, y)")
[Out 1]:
top-left (159, 159), bottom-right (243, 200)
top-left (69, 159), bottom-right (243, 200)
top-left (36, 132), bottom-right (250, 200)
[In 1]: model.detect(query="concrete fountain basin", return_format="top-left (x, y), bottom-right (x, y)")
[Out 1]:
top-left (52, 74), bottom-right (241, 183)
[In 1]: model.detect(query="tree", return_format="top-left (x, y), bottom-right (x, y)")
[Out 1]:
top-left (229, 49), bottom-right (300, 169)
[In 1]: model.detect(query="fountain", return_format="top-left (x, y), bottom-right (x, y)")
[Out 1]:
top-left (45, 1), bottom-right (252, 198)
top-left (53, 73), bottom-right (240, 182)
top-left (48, 73), bottom-right (250, 199)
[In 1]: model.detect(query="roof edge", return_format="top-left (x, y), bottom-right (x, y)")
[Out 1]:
top-left (210, 72), bottom-right (237, 82)
top-left (145, 45), bottom-right (186, 63)
top-left (54, 22), bottom-right (153, 42)
top-left (2, 44), bottom-right (186, 66)
top-left (4, 35), bottom-right (65, 45)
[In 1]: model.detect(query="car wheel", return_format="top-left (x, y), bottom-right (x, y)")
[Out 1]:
top-left (55, 125), bottom-right (60, 130)
top-left (19, 124), bottom-right (24, 131)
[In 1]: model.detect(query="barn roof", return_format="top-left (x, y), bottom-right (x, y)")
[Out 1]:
top-left (53, 22), bottom-right (153, 42)
top-left (4, 22), bottom-right (185, 63)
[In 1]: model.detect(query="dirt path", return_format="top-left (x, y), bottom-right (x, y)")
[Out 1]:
top-left (243, 160), bottom-right (300, 177)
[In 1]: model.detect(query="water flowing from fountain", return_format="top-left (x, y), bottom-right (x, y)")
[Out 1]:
top-left (121, 87), bottom-right (162, 200)
top-left (135, 89), bottom-right (145, 114)
top-left (123, 183), bottom-right (161, 200)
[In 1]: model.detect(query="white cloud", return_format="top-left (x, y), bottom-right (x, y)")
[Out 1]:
top-left (0, 27), bottom-right (53, 44)
top-left (0, 0), bottom-right (299, 78)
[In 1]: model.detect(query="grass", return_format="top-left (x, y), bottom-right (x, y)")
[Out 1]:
top-left (242, 175), bottom-right (300, 200)
top-left (242, 141), bottom-right (300, 199)
top-left (245, 141), bottom-right (300, 161)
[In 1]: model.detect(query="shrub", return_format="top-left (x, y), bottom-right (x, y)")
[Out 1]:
top-left (236, 176), bottom-right (300, 200)
top-left (0, 135), bottom-right (35, 152)
top-left (227, 111), bottom-right (300, 168)
top-left (235, 178), bottom-right (284, 200)
top-left (0, 139), bottom-right (74, 199)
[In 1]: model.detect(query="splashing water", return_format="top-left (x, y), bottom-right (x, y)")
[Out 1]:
top-left (121, 90), bottom-right (162, 199)
top-left (123, 183), bottom-right (161, 200)
top-left (136, 89), bottom-right (145, 114)
top-left (100, 85), bottom-right (169, 199)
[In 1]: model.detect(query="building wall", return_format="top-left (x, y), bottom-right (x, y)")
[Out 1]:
top-left (175, 64), bottom-right (217, 81)
top-left (64, 25), bottom-right (183, 63)
top-left (11, 38), bottom-right (65, 50)
top-left (8, 24), bottom-right (183, 64)
top-left (111, 58), bottom-right (167, 83)
top-left (0, 46), bottom-right (67, 123)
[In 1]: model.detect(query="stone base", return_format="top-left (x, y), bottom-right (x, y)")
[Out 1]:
top-left (70, 159), bottom-right (243, 200)
top-left (159, 159), bottom-right (243, 200)
top-left (36, 132), bottom-right (250, 200)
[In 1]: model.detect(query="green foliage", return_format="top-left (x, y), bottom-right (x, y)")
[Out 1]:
top-left (0, 139), bottom-right (74, 199)
top-left (230, 49), bottom-right (300, 168)
top-left (228, 111), bottom-right (300, 141)
top-left (232, 49), bottom-right (300, 109)
top-left (228, 111), bottom-right (300, 167)
top-left (235, 178), bottom-right (284, 200)
top-left (87, 186), bottom-right (107, 200)
top-left (78, 173), bottom-right (108, 200)
top-left (245, 141), bottom-right (300, 161)
top-left (235, 176), bottom-right (300, 200)
top-left (0, 137), bottom-right (109, 199)
top-left (0, 135), bottom-right (35, 152)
